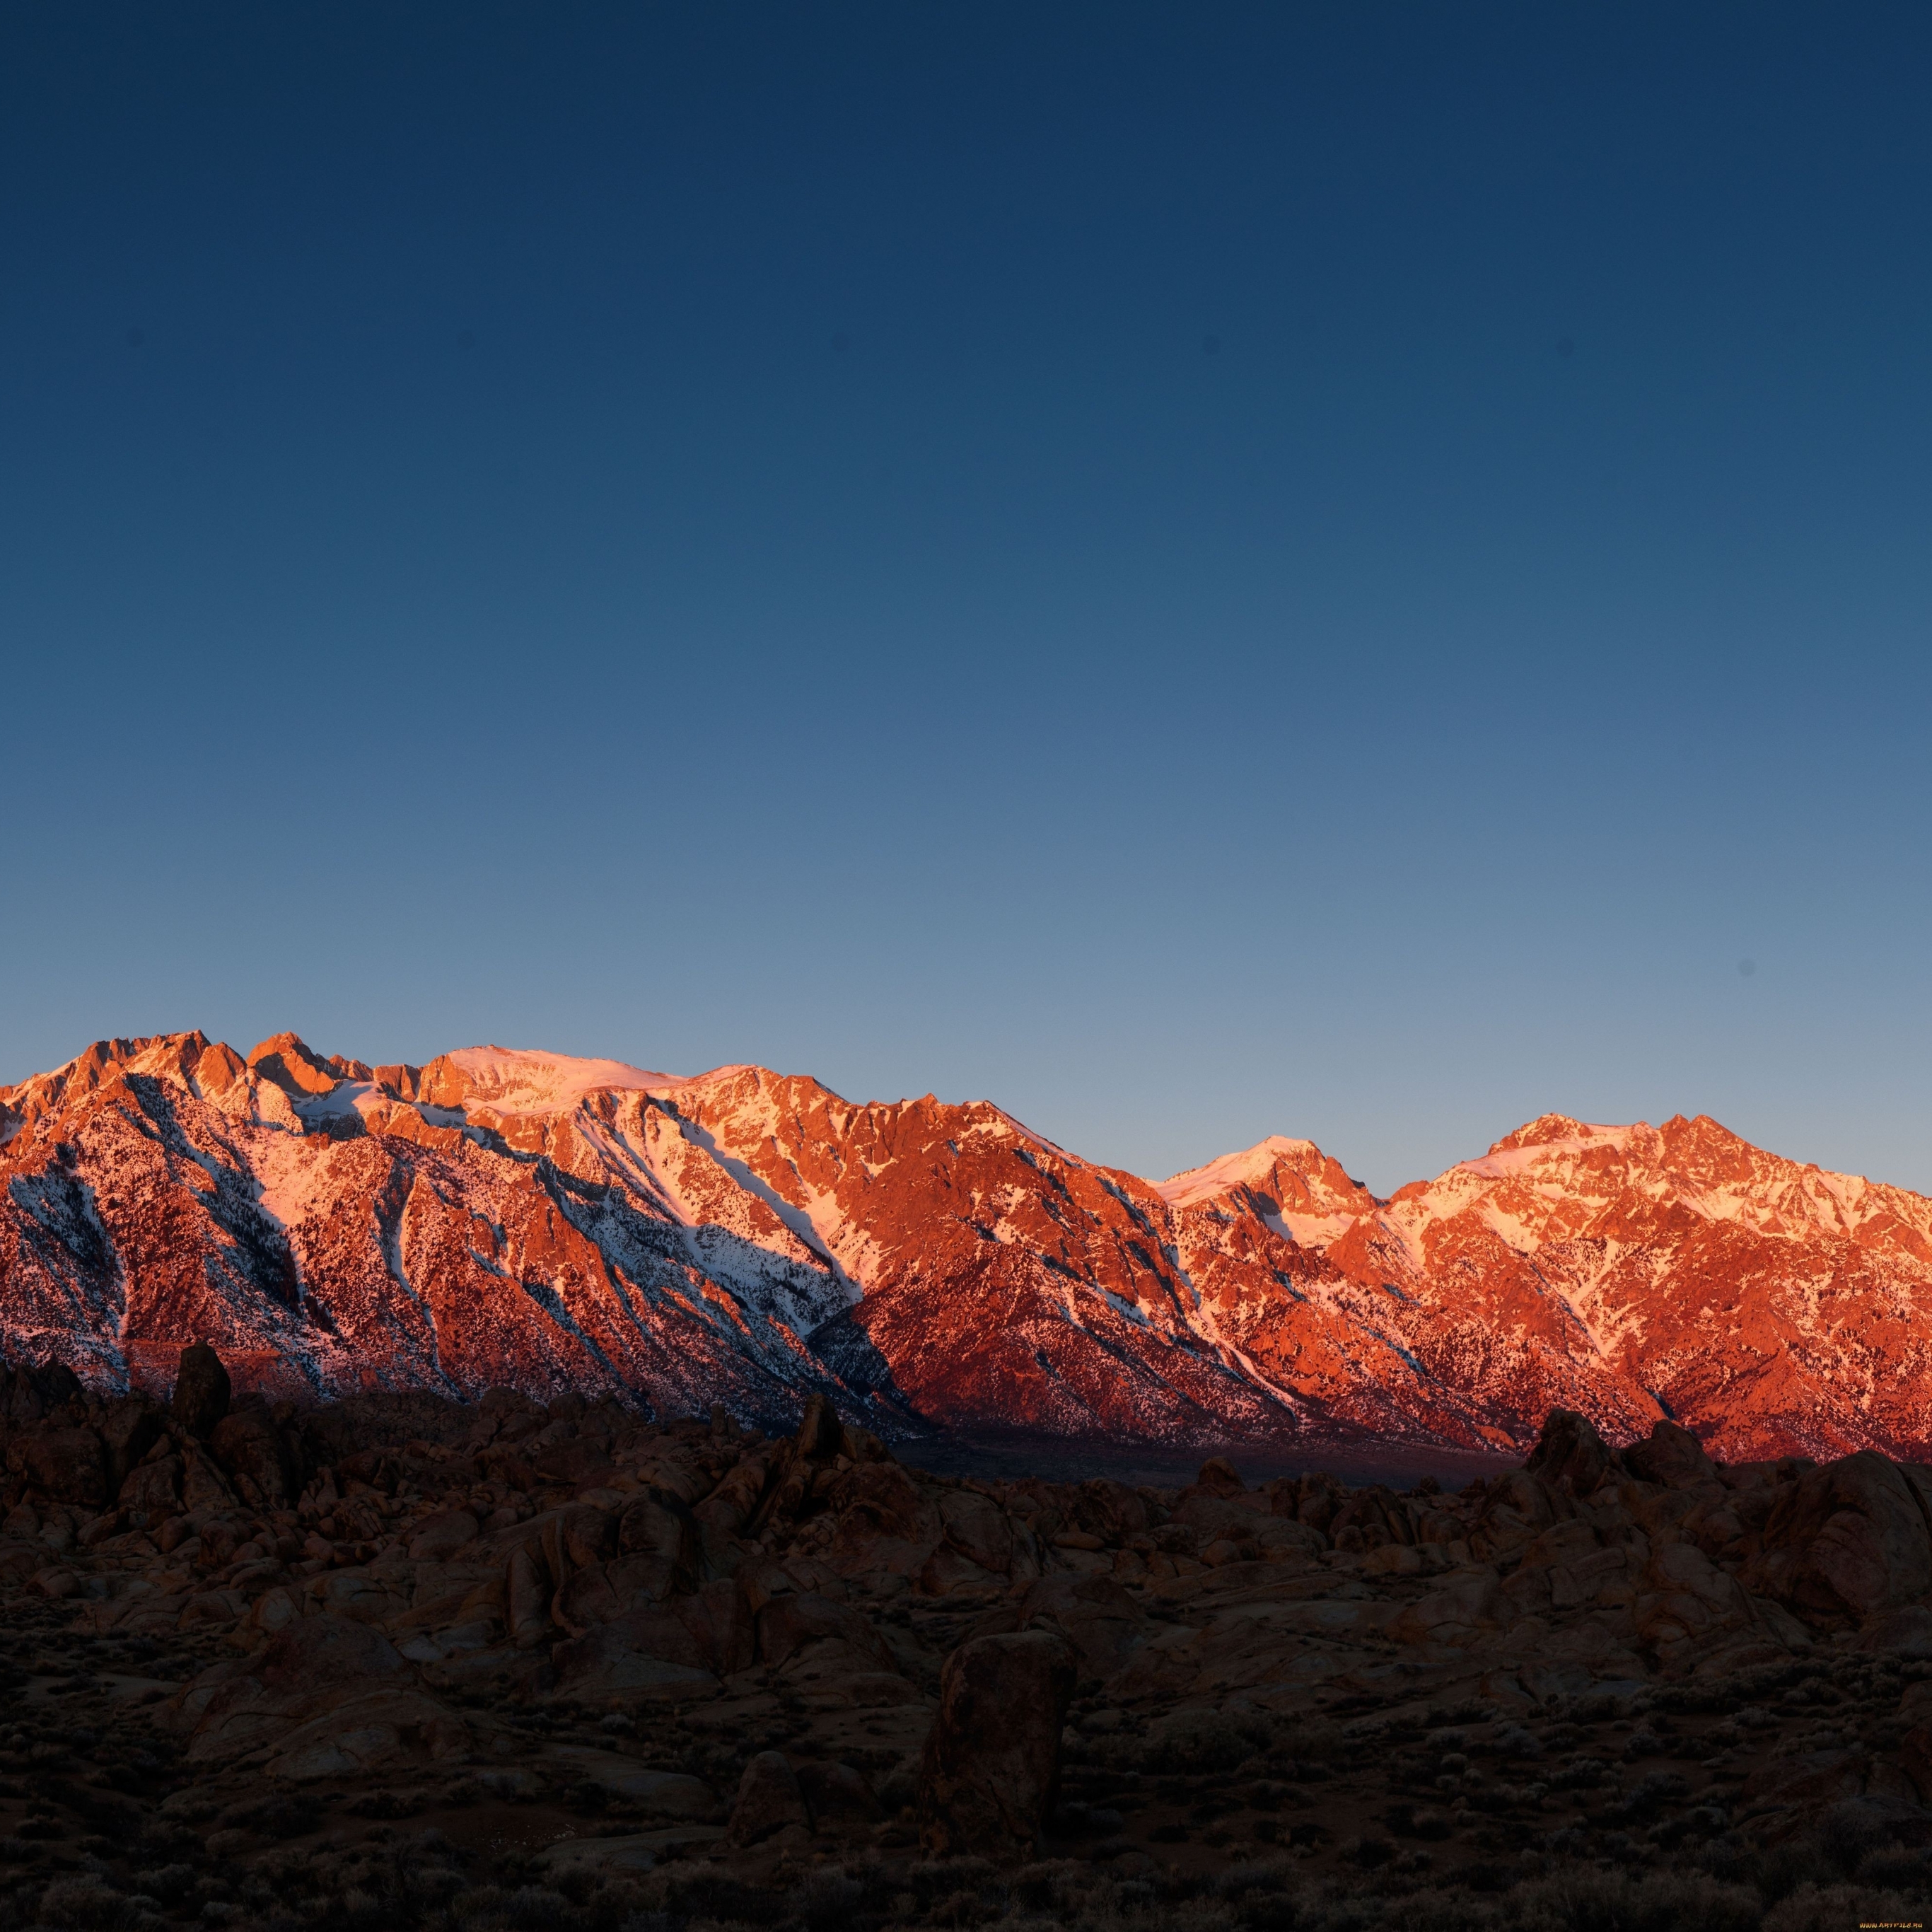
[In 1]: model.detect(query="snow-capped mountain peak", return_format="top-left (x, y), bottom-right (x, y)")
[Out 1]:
top-left (4, 1030), bottom-right (1930, 1461)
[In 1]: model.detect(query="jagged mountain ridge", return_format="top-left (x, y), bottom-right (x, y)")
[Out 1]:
top-left (3, 1031), bottom-right (1929, 1461)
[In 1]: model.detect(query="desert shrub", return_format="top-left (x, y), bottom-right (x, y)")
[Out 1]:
top-left (1490, 1724), bottom-right (1543, 1762)
top-left (29, 1878), bottom-right (127, 1931)
top-left (132, 1863), bottom-right (194, 1904)
top-left (648, 1865), bottom-right (791, 1926)
top-left (1503, 1866), bottom-right (1761, 1932)
top-left (1144, 1708), bottom-right (1273, 1774)
top-left (1761, 1882), bottom-right (1925, 1932)
top-left (785, 1868), bottom-right (863, 1932)
top-left (1608, 1771), bottom-right (1688, 1824)
top-left (1814, 1799), bottom-right (1903, 1878)
top-left (1855, 1845), bottom-right (1932, 1892)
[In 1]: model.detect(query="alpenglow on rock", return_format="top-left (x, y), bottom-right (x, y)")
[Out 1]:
top-left (4, 1032), bottom-right (1932, 1460)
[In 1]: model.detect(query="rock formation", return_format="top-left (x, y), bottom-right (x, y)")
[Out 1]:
top-left (5, 1375), bottom-right (1932, 1924)
top-left (5, 1032), bottom-right (1932, 1460)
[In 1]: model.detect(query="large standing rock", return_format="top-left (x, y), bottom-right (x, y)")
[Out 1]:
top-left (1525, 1409), bottom-right (1622, 1499)
top-left (170, 1346), bottom-right (231, 1440)
top-left (1742, 1451), bottom-right (1932, 1623)
top-left (795, 1391), bottom-right (844, 1462)
top-left (727, 1750), bottom-right (810, 1845)
top-left (917, 1630), bottom-right (1076, 1858)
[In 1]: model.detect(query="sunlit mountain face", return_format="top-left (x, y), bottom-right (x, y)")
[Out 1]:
top-left (6, 1033), bottom-right (1930, 1462)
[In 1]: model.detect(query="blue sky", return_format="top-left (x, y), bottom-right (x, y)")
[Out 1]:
top-left (3, 4), bottom-right (1929, 1195)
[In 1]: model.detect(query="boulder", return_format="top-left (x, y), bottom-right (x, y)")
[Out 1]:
top-left (180, 1444), bottom-right (238, 1513)
top-left (1524, 1409), bottom-right (1620, 1499)
top-left (830, 1461), bottom-right (935, 1540)
top-left (1390, 1566), bottom-right (1503, 1647)
top-left (1328, 1485), bottom-right (1414, 1552)
top-left (170, 1346), bottom-right (231, 1440)
top-left (702, 1452), bottom-right (769, 1523)
top-left (917, 1630), bottom-right (1076, 1858)
top-left (1467, 1470), bottom-right (1564, 1561)
top-left (938, 1487), bottom-right (1015, 1575)
top-left (507, 1543), bottom-right (553, 1647)
top-left (617, 1493), bottom-right (699, 1601)
top-left (549, 1612), bottom-right (719, 1704)
top-left (677, 1576), bottom-right (757, 1678)
top-left (1189, 1457), bottom-right (1246, 1498)
top-left (1, 1357), bottom-right (83, 1426)
top-left (1858, 1606), bottom-right (1932, 1660)
top-left (727, 1750), bottom-right (810, 1845)
top-left (210, 1411), bottom-right (293, 1508)
top-left (1622, 1419), bottom-right (1721, 1492)
top-left (1274, 1472), bottom-right (1345, 1533)
top-left (1069, 1478), bottom-right (1149, 1543)
top-left (95, 1398), bottom-right (163, 1492)
top-left (119, 1455), bottom-right (182, 1516)
top-left (1632, 1541), bottom-right (1757, 1658)
top-left (164, 1614), bottom-right (412, 1764)
top-left (407, 1510), bottom-right (479, 1563)
top-left (11, 1424), bottom-right (107, 1507)
top-left (536, 1746), bottom-right (716, 1818)
top-left (757, 1590), bottom-right (897, 1675)
top-left (1741, 1451), bottom-right (1932, 1624)
top-left (692, 1452), bottom-right (768, 1561)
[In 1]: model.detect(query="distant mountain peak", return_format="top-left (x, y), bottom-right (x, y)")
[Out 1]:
top-left (4, 1032), bottom-right (1928, 1461)
top-left (1158, 1134), bottom-right (1371, 1216)
top-left (1484, 1113), bottom-right (1632, 1155)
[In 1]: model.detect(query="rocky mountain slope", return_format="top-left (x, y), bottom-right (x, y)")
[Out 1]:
top-left (4, 1032), bottom-right (1931, 1462)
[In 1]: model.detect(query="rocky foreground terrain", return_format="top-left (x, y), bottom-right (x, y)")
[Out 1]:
top-left (6, 1356), bottom-right (1932, 1929)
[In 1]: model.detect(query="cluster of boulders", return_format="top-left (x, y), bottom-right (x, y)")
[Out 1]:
top-left (5, 1364), bottom-right (1932, 1927)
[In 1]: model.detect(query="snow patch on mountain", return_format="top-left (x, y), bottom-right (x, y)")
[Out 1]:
top-left (445, 1047), bottom-right (681, 1115)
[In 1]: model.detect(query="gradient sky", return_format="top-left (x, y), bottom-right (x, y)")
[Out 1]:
top-left (4, 4), bottom-right (1930, 1197)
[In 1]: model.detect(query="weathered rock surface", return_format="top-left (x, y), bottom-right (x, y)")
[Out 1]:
top-left (1742, 1451), bottom-right (1932, 1622)
top-left (5, 1387), bottom-right (1932, 1926)
top-left (170, 1344), bottom-right (231, 1440)
top-left (727, 1750), bottom-right (810, 1845)
top-left (9, 1033), bottom-right (1932, 1461)
top-left (918, 1631), bottom-right (1077, 1856)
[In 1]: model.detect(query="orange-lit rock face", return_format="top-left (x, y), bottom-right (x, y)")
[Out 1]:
top-left (2, 1045), bottom-right (1929, 1460)
top-left (1280, 1114), bottom-right (1932, 1462)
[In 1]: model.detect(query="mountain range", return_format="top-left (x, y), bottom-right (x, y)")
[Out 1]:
top-left (4, 1030), bottom-right (1929, 1463)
